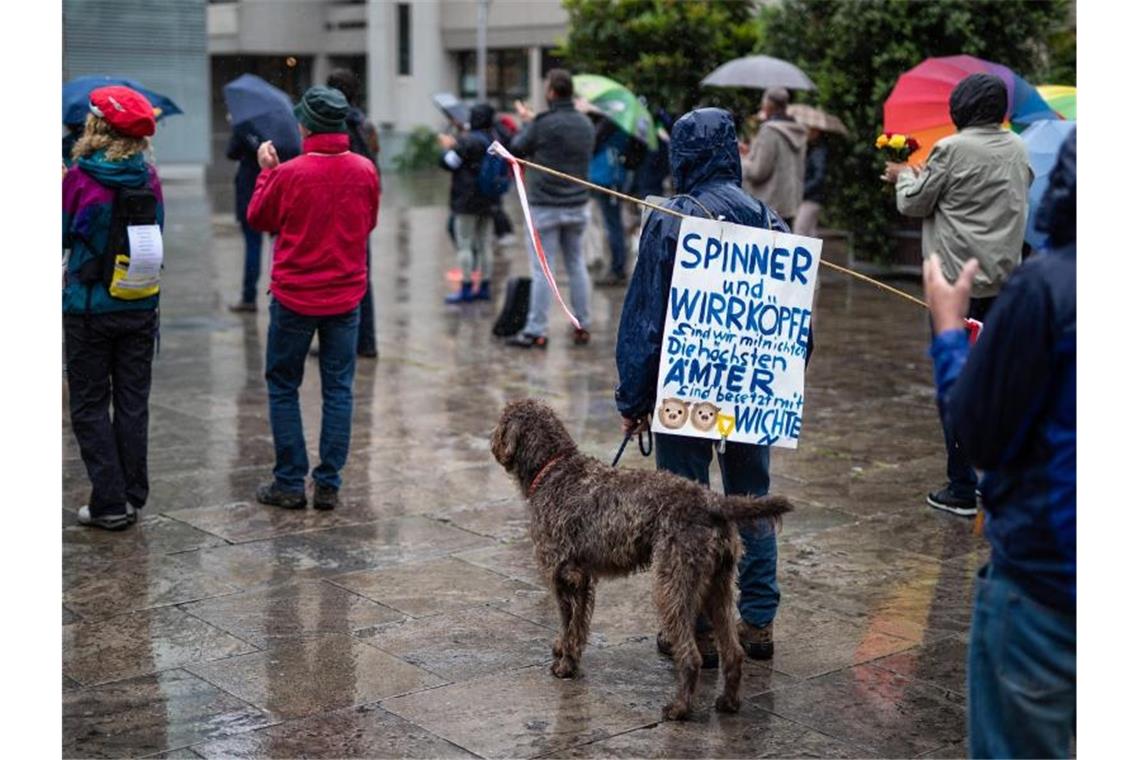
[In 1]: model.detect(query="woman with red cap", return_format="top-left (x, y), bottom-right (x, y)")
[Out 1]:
top-left (62, 85), bottom-right (164, 531)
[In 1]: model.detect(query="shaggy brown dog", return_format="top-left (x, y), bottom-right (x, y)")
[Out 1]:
top-left (490, 399), bottom-right (792, 720)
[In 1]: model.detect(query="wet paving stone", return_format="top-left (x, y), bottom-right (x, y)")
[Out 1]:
top-left (63, 514), bottom-right (227, 564)
top-left (179, 580), bottom-right (405, 648)
top-left (330, 556), bottom-right (537, 618)
top-left (383, 665), bottom-right (657, 758)
top-left (63, 553), bottom-right (243, 621)
top-left (870, 634), bottom-right (970, 698)
top-left (187, 634), bottom-right (445, 721)
top-left (765, 602), bottom-right (918, 679)
top-left (64, 606), bottom-right (257, 686)
top-left (61, 181), bottom-right (991, 756)
top-left (453, 539), bottom-right (548, 587)
top-left (428, 496), bottom-right (532, 543)
top-left (751, 664), bottom-right (966, 757)
top-left (580, 640), bottom-right (797, 718)
top-left (190, 702), bottom-right (475, 758)
top-left (63, 669), bottom-right (272, 758)
top-left (554, 710), bottom-right (863, 758)
top-left (180, 516), bottom-right (495, 589)
top-left (358, 606), bottom-right (555, 681)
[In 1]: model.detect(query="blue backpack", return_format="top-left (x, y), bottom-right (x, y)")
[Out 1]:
top-left (475, 133), bottom-right (511, 198)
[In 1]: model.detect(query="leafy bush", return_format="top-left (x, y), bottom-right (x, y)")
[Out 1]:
top-left (758, 0), bottom-right (1074, 262)
top-left (394, 126), bottom-right (440, 173)
top-left (559, 0), bottom-right (763, 117)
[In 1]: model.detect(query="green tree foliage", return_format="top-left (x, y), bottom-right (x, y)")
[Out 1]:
top-left (759, 0), bottom-right (1074, 261)
top-left (559, 0), bottom-right (762, 115)
top-left (394, 126), bottom-right (440, 173)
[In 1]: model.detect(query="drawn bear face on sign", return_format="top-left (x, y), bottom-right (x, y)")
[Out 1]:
top-left (657, 398), bottom-right (690, 429)
top-left (690, 402), bottom-right (721, 432)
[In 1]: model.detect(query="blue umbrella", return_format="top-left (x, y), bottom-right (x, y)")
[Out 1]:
top-left (63, 75), bottom-right (182, 126)
top-left (1021, 120), bottom-right (1076, 250)
top-left (223, 74), bottom-right (302, 160)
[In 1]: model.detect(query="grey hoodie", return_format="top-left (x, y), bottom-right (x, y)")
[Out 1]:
top-left (742, 116), bottom-right (807, 220)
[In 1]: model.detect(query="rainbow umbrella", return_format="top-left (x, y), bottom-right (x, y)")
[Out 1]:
top-left (1021, 120), bottom-right (1076, 250)
top-left (1037, 85), bottom-right (1076, 121)
top-left (883, 55), bottom-right (1056, 164)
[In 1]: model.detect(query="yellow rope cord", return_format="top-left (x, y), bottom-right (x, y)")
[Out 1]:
top-left (508, 154), bottom-right (929, 310)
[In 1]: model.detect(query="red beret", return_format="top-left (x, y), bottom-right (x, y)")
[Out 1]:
top-left (89, 86), bottom-right (156, 138)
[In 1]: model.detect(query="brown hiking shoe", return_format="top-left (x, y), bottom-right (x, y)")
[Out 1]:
top-left (656, 630), bottom-right (719, 670)
top-left (738, 620), bottom-right (774, 660)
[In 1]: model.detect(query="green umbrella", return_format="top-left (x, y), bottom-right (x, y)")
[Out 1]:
top-left (572, 74), bottom-right (659, 151)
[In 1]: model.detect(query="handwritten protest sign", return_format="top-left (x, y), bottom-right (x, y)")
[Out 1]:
top-left (651, 216), bottom-right (821, 449)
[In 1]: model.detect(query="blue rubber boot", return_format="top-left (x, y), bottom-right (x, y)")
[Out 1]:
top-left (445, 281), bottom-right (474, 304)
top-left (474, 280), bottom-right (491, 301)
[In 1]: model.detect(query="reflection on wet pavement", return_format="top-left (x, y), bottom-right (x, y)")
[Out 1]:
top-left (62, 174), bottom-right (988, 757)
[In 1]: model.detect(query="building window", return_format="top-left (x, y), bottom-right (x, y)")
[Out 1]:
top-left (397, 3), bottom-right (411, 76)
top-left (457, 49), bottom-right (529, 111)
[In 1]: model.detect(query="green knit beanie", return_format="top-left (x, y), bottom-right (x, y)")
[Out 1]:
top-left (293, 86), bottom-right (349, 134)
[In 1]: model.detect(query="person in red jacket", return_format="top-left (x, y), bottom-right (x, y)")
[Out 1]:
top-left (247, 86), bottom-right (380, 511)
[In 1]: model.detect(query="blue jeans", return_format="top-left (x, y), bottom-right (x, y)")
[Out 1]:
top-left (968, 563), bottom-right (1076, 759)
top-left (593, 190), bottom-right (627, 276)
top-left (240, 218), bottom-right (263, 305)
top-left (265, 299), bottom-right (360, 492)
top-left (655, 434), bottom-right (779, 628)
top-left (523, 204), bottom-right (591, 337)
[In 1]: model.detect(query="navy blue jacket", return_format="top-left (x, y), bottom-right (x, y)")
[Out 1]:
top-left (615, 108), bottom-right (787, 418)
top-left (931, 129), bottom-right (1076, 613)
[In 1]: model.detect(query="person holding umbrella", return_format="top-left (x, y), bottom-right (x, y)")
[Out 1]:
top-left (327, 68), bottom-right (380, 357)
top-left (223, 74), bottom-right (302, 314)
top-left (741, 87), bottom-right (807, 226)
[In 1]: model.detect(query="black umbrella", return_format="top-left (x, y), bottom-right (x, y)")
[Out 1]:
top-left (223, 74), bottom-right (302, 159)
top-left (432, 92), bottom-right (470, 127)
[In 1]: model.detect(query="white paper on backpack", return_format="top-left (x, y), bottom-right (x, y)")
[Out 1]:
top-left (122, 224), bottom-right (163, 289)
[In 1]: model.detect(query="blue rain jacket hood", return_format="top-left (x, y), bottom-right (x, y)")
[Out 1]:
top-left (614, 108), bottom-right (789, 418)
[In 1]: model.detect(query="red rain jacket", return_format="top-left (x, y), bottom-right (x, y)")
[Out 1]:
top-left (247, 132), bottom-right (380, 316)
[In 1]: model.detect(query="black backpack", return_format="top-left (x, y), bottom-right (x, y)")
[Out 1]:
top-left (493, 277), bottom-right (532, 337)
top-left (76, 185), bottom-right (160, 294)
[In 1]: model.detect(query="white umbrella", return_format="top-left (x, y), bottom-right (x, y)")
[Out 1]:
top-left (702, 55), bottom-right (816, 91)
top-left (787, 104), bottom-right (849, 137)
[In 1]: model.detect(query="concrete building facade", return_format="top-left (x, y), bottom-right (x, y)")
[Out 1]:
top-left (207, 0), bottom-right (569, 168)
top-left (63, 0), bottom-right (211, 169)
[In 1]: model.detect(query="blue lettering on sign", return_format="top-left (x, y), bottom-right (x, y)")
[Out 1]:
top-left (791, 246), bottom-right (813, 285)
top-left (680, 233), bottom-right (702, 269)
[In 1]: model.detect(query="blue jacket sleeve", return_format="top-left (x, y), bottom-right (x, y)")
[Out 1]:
top-left (946, 270), bottom-right (1053, 469)
top-left (615, 209), bottom-right (679, 418)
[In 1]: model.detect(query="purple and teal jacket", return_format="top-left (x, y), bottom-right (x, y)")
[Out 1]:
top-left (62, 151), bottom-right (164, 315)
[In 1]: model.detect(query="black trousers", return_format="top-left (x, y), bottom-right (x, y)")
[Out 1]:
top-left (64, 310), bottom-right (157, 516)
top-left (934, 296), bottom-right (995, 497)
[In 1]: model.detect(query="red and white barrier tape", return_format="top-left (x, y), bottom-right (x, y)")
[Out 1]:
top-left (488, 141), bottom-right (582, 330)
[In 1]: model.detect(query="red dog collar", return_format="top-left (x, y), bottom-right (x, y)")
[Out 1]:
top-left (527, 454), bottom-right (567, 498)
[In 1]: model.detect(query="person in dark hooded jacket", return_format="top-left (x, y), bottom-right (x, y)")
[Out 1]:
top-left (438, 103), bottom-right (497, 303)
top-left (923, 128), bottom-right (1074, 758)
top-left (616, 108), bottom-right (791, 664)
top-left (886, 72), bottom-right (1033, 517)
top-left (328, 68), bottom-right (381, 357)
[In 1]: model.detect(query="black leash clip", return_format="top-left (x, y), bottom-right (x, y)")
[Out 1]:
top-left (611, 429), bottom-right (653, 468)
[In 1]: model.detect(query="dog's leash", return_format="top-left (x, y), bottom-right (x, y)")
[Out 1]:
top-left (611, 429), bottom-right (653, 467)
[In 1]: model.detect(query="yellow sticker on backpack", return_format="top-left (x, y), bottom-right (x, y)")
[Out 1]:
top-left (108, 224), bottom-right (163, 300)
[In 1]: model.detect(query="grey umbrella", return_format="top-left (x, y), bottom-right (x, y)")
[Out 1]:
top-left (702, 55), bottom-right (816, 91)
